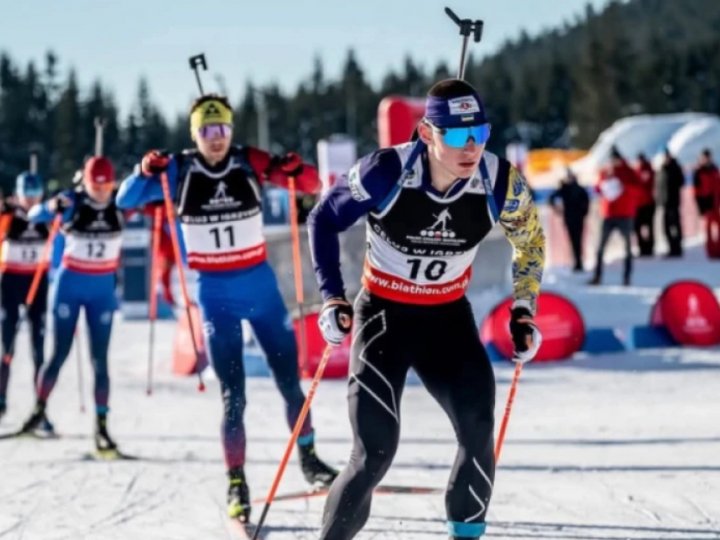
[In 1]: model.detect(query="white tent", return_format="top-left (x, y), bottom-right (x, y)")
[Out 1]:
top-left (659, 116), bottom-right (720, 171)
top-left (530, 113), bottom-right (717, 189)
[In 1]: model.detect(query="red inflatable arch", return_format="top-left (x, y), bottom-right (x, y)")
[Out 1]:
top-left (650, 280), bottom-right (720, 346)
top-left (294, 311), bottom-right (351, 379)
top-left (481, 292), bottom-right (585, 362)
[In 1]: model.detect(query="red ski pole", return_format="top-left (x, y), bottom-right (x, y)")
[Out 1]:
top-left (25, 213), bottom-right (62, 307)
top-left (252, 345), bottom-right (332, 539)
top-left (159, 172), bottom-right (205, 392)
top-left (146, 205), bottom-right (163, 395)
top-left (494, 362), bottom-right (523, 462)
top-left (287, 176), bottom-right (309, 378)
top-left (0, 213), bottom-right (12, 246)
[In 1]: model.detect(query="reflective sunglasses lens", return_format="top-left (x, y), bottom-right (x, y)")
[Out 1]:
top-left (441, 124), bottom-right (491, 147)
top-left (198, 123), bottom-right (232, 139)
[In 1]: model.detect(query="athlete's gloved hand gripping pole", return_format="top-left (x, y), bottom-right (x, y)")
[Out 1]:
top-left (318, 298), bottom-right (353, 345)
top-left (494, 307), bottom-right (542, 462)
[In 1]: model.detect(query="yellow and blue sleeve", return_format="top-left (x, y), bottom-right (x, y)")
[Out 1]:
top-left (498, 166), bottom-right (545, 314)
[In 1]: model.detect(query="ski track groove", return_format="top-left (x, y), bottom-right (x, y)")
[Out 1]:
top-left (83, 479), bottom-right (166, 533)
top-left (0, 521), bottom-right (23, 539)
top-left (118, 470), bottom-right (141, 509)
top-left (0, 466), bottom-right (70, 503)
top-left (682, 494), bottom-right (716, 526)
top-left (16, 496), bottom-right (43, 540)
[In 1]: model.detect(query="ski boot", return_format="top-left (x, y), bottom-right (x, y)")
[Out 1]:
top-left (298, 441), bottom-right (338, 487)
top-left (94, 414), bottom-right (118, 458)
top-left (227, 467), bottom-right (251, 522)
top-left (35, 411), bottom-right (56, 438)
top-left (20, 401), bottom-right (46, 434)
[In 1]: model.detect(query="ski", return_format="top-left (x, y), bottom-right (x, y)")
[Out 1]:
top-left (0, 428), bottom-right (59, 441)
top-left (0, 429), bottom-right (25, 440)
top-left (229, 519), bottom-right (250, 539)
top-left (254, 483), bottom-right (443, 504)
top-left (229, 518), bottom-right (268, 539)
top-left (81, 449), bottom-right (139, 461)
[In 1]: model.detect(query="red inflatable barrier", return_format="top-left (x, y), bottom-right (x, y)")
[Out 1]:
top-left (377, 96), bottom-right (425, 148)
top-left (294, 311), bottom-right (351, 379)
top-left (481, 292), bottom-right (585, 362)
top-left (173, 305), bottom-right (351, 378)
top-left (172, 303), bottom-right (208, 375)
top-left (650, 280), bottom-right (720, 346)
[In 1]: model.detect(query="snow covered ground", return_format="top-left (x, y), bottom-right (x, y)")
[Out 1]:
top-left (0, 246), bottom-right (719, 539)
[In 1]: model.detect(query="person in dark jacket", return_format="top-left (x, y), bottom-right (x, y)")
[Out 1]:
top-left (550, 167), bottom-right (589, 271)
top-left (633, 153), bottom-right (656, 256)
top-left (656, 149), bottom-right (684, 257)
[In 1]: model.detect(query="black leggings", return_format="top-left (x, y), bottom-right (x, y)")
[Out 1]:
top-left (0, 273), bottom-right (48, 404)
top-left (320, 290), bottom-right (495, 540)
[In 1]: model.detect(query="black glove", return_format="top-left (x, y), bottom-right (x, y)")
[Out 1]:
top-left (49, 194), bottom-right (72, 214)
top-left (318, 298), bottom-right (353, 345)
top-left (509, 307), bottom-right (541, 363)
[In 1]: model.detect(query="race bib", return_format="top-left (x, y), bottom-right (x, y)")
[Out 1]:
top-left (63, 234), bottom-right (123, 273)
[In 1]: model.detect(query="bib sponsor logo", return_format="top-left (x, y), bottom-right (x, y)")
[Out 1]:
top-left (19, 227), bottom-right (43, 240)
top-left (86, 210), bottom-right (113, 232)
top-left (420, 208), bottom-right (456, 238)
top-left (202, 180), bottom-right (243, 211)
top-left (409, 209), bottom-right (466, 246)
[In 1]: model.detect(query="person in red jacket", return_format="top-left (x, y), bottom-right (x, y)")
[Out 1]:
top-left (140, 205), bottom-right (176, 306)
top-left (693, 148), bottom-right (720, 216)
top-left (633, 153), bottom-right (655, 256)
top-left (589, 147), bottom-right (640, 286)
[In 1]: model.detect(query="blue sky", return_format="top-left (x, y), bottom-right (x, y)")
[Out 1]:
top-left (1, 0), bottom-right (612, 118)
